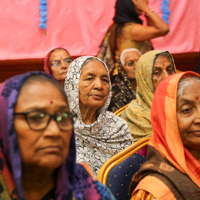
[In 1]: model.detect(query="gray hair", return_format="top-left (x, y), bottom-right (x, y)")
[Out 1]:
top-left (120, 48), bottom-right (142, 65)
top-left (177, 74), bottom-right (200, 99)
top-left (82, 57), bottom-right (99, 68)
top-left (155, 51), bottom-right (174, 66)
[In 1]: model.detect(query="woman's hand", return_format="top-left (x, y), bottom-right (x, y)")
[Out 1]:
top-left (132, 0), bottom-right (149, 13)
top-left (130, 0), bottom-right (169, 41)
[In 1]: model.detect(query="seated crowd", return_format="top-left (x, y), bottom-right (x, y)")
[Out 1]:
top-left (122, 50), bottom-right (176, 143)
top-left (1, 46), bottom-right (199, 200)
top-left (130, 71), bottom-right (200, 199)
top-left (1, 0), bottom-right (198, 198)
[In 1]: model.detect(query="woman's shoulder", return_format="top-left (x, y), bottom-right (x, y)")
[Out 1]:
top-left (121, 99), bottom-right (138, 115)
top-left (130, 175), bottom-right (174, 200)
top-left (104, 110), bottom-right (129, 124)
top-left (121, 22), bottom-right (142, 32)
top-left (123, 99), bottom-right (149, 115)
top-left (123, 22), bottom-right (138, 27)
top-left (104, 111), bottom-right (133, 138)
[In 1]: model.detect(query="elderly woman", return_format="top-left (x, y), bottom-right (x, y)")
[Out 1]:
top-left (0, 71), bottom-right (115, 199)
top-left (130, 71), bottom-right (200, 200)
top-left (64, 56), bottom-right (133, 177)
top-left (108, 48), bottom-right (141, 112)
top-left (44, 47), bottom-right (72, 86)
top-left (122, 50), bottom-right (176, 143)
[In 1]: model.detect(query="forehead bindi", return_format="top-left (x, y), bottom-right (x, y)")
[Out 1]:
top-left (124, 51), bottom-right (141, 62)
top-left (180, 82), bottom-right (200, 101)
top-left (154, 56), bottom-right (171, 68)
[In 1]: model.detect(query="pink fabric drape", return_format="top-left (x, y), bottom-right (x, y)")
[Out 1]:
top-left (150, 0), bottom-right (200, 53)
top-left (0, 0), bottom-right (199, 60)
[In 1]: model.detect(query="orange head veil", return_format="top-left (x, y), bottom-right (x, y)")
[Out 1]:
top-left (149, 71), bottom-right (200, 187)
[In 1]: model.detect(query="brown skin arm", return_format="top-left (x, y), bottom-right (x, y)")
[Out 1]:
top-left (130, 0), bottom-right (169, 41)
top-left (131, 189), bottom-right (156, 200)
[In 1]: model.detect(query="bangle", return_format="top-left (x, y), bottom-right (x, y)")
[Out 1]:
top-left (146, 9), bottom-right (154, 17)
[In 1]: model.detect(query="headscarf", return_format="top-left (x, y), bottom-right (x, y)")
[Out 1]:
top-left (130, 71), bottom-right (200, 199)
top-left (64, 56), bottom-right (133, 177)
top-left (43, 48), bottom-right (70, 75)
top-left (0, 71), bottom-right (115, 200)
top-left (122, 50), bottom-right (176, 142)
top-left (113, 0), bottom-right (142, 24)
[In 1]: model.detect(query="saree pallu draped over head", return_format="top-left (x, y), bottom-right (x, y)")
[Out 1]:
top-left (44, 49), bottom-right (54, 75)
top-left (65, 56), bottom-right (133, 177)
top-left (122, 50), bottom-right (176, 142)
top-left (130, 71), bottom-right (200, 200)
top-left (0, 71), bottom-right (115, 200)
top-left (43, 47), bottom-right (70, 75)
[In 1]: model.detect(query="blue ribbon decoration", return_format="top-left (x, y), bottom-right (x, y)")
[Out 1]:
top-left (161, 0), bottom-right (170, 24)
top-left (39, 0), bottom-right (47, 30)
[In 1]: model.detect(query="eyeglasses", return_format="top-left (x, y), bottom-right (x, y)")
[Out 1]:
top-left (51, 58), bottom-right (73, 67)
top-left (14, 111), bottom-right (73, 131)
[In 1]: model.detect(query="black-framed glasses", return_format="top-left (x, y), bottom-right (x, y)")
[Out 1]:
top-left (51, 58), bottom-right (73, 67)
top-left (14, 111), bottom-right (73, 131)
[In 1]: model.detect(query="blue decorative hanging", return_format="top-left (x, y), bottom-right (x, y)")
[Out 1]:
top-left (161, 0), bottom-right (170, 24)
top-left (39, 0), bottom-right (47, 29)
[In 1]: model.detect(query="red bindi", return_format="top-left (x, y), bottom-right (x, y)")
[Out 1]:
top-left (50, 100), bottom-right (53, 104)
top-left (196, 97), bottom-right (199, 100)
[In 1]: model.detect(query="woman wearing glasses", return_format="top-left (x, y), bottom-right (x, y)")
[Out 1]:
top-left (108, 48), bottom-right (141, 112)
top-left (0, 71), bottom-right (115, 199)
top-left (44, 47), bottom-right (73, 87)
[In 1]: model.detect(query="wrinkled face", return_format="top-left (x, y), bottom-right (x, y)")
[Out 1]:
top-left (177, 80), bottom-right (200, 150)
top-left (123, 51), bottom-right (141, 80)
top-left (78, 59), bottom-right (110, 111)
top-left (14, 81), bottom-right (72, 171)
top-left (50, 49), bottom-right (72, 81)
top-left (152, 55), bottom-right (175, 90)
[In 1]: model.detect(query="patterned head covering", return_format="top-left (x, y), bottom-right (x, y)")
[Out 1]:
top-left (64, 56), bottom-right (112, 118)
top-left (122, 50), bottom-right (176, 142)
top-left (0, 71), bottom-right (115, 199)
top-left (44, 48), bottom-right (70, 75)
top-left (113, 0), bottom-right (142, 24)
top-left (64, 56), bottom-right (133, 177)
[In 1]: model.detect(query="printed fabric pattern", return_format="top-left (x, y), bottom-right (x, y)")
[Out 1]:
top-left (65, 56), bottom-right (133, 177)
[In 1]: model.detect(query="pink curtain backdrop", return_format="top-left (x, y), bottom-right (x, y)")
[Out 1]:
top-left (0, 0), bottom-right (199, 60)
